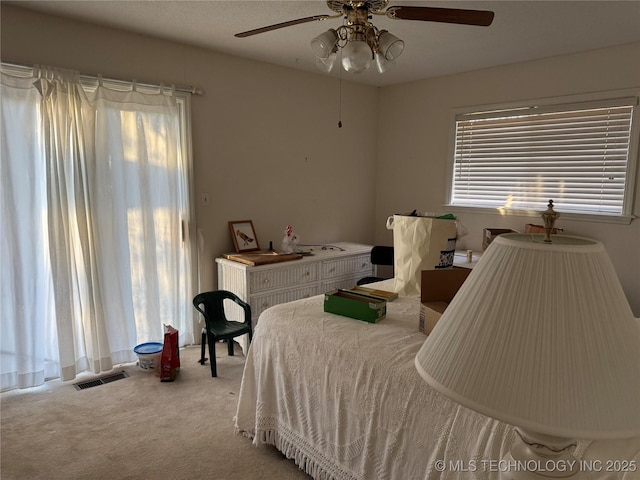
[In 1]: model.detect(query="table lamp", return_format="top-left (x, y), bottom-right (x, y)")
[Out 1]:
top-left (415, 232), bottom-right (640, 479)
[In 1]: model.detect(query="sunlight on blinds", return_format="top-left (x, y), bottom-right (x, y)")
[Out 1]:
top-left (451, 97), bottom-right (637, 216)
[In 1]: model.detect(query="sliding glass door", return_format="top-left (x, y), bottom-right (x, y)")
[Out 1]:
top-left (1, 66), bottom-right (195, 390)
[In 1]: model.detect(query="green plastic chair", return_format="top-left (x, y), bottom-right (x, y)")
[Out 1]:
top-left (192, 290), bottom-right (252, 377)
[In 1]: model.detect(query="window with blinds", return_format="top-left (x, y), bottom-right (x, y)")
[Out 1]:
top-left (449, 95), bottom-right (639, 218)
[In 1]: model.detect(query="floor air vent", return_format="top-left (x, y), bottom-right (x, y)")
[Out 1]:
top-left (74, 371), bottom-right (129, 391)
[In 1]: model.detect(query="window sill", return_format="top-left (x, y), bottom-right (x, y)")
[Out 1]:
top-left (444, 205), bottom-right (635, 225)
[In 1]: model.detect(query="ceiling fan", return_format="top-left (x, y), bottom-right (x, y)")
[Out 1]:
top-left (235, 0), bottom-right (495, 74)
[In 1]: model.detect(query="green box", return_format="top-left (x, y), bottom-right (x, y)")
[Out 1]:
top-left (324, 289), bottom-right (387, 323)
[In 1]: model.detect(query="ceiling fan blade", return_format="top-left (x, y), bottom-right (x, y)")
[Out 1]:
top-left (386, 6), bottom-right (494, 27)
top-left (235, 15), bottom-right (334, 38)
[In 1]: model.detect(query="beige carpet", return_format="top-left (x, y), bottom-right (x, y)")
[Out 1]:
top-left (1, 344), bottom-right (311, 480)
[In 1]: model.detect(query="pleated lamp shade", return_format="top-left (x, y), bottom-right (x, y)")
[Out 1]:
top-left (415, 233), bottom-right (640, 439)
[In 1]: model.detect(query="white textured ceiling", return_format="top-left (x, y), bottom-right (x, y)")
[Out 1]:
top-left (7, 0), bottom-right (640, 87)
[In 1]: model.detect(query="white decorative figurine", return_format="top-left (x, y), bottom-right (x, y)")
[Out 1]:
top-left (281, 225), bottom-right (299, 254)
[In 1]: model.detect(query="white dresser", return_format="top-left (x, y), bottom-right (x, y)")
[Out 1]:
top-left (215, 242), bottom-right (373, 328)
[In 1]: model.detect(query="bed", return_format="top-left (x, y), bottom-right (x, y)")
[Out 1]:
top-left (234, 279), bottom-right (640, 480)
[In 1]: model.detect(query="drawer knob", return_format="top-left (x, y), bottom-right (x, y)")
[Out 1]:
top-left (264, 279), bottom-right (269, 284)
top-left (262, 302), bottom-right (269, 308)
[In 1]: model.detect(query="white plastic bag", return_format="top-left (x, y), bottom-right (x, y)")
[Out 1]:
top-left (386, 213), bottom-right (458, 296)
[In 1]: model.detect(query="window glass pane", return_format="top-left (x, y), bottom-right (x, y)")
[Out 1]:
top-left (450, 97), bottom-right (638, 216)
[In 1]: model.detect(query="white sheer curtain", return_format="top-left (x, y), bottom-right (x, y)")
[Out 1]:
top-left (1, 71), bottom-right (59, 388)
top-left (87, 82), bottom-right (192, 361)
top-left (1, 67), bottom-right (193, 390)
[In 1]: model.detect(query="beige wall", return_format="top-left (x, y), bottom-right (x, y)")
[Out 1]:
top-left (0, 5), bottom-right (379, 293)
top-left (3, 5), bottom-right (639, 314)
top-left (376, 42), bottom-right (640, 314)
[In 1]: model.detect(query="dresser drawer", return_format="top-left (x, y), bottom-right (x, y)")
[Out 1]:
top-left (251, 285), bottom-right (319, 319)
top-left (322, 254), bottom-right (372, 279)
top-left (249, 263), bottom-right (318, 294)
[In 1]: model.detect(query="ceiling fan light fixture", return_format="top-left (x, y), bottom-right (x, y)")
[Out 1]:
top-left (311, 29), bottom-right (339, 60)
top-left (374, 51), bottom-right (395, 73)
top-left (341, 39), bottom-right (373, 73)
top-left (378, 30), bottom-right (405, 61)
top-left (316, 51), bottom-right (338, 72)
top-left (237, 3), bottom-right (495, 75)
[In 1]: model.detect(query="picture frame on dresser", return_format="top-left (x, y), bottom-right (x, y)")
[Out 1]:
top-left (229, 220), bottom-right (260, 253)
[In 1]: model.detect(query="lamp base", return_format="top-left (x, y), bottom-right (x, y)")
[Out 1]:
top-left (499, 429), bottom-right (579, 480)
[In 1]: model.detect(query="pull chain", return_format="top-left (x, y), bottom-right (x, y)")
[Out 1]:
top-left (338, 49), bottom-right (343, 128)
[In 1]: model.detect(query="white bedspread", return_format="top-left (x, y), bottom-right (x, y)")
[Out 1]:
top-left (234, 280), bottom-right (639, 480)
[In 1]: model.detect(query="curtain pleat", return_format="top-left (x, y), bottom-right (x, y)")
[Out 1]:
top-left (35, 68), bottom-right (114, 381)
top-left (1, 72), bottom-right (59, 389)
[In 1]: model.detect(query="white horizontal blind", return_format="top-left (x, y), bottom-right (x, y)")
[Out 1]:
top-left (451, 97), bottom-right (637, 215)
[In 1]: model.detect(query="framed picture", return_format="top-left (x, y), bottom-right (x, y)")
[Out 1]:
top-left (229, 220), bottom-right (260, 253)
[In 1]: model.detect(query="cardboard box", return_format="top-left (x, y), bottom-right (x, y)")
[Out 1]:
top-left (482, 228), bottom-right (515, 251)
top-left (419, 302), bottom-right (449, 336)
top-left (324, 289), bottom-right (387, 323)
top-left (419, 268), bottom-right (471, 334)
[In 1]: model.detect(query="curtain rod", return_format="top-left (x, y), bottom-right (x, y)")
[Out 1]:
top-left (1, 61), bottom-right (204, 96)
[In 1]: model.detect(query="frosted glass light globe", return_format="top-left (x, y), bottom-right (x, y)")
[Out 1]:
top-left (341, 40), bottom-right (372, 73)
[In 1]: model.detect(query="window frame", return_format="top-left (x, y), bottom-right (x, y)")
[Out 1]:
top-left (445, 90), bottom-right (640, 224)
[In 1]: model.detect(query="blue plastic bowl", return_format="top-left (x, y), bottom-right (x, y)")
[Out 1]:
top-left (134, 342), bottom-right (163, 355)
